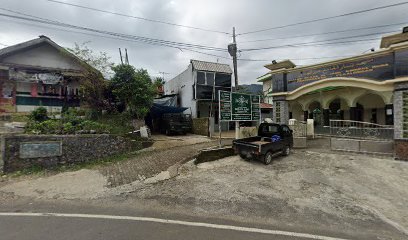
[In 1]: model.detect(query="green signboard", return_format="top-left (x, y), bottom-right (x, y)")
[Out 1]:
top-left (219, 91), bottom-right (261, 122)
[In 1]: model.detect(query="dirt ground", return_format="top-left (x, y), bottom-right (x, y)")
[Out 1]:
top-left (126, 147), bottom-right (408, 238)
top-left (1, 137), bottom-right (407, 238)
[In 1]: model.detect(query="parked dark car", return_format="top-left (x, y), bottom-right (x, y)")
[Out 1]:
top-left (161, 113), bottom-right (192, 135)
top-left (232, 123), bottom-right (293, 165)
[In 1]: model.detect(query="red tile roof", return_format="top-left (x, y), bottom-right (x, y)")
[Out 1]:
top-left (260, 102), bottom-right (273, 109)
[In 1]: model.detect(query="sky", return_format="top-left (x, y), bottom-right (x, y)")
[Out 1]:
top-left (0, 0), bottom-right (407, 84)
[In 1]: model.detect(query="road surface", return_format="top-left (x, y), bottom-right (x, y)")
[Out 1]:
top-left (0, 212), bottom-right (348, 240)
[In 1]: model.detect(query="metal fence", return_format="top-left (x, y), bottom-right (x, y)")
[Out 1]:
top-left (329, 120), bottom-right (394, 140)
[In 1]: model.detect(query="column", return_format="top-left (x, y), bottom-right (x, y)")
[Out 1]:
top-left (323, 109), bottom-right (330, 126)
top-left (272, 97), bottom-right (289, 124)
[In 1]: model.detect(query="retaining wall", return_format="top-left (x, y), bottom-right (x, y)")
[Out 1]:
top-left (1, 134), bottom-right (146, 173)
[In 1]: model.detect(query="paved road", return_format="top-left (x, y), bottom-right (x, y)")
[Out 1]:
top-left (0, 213), bottom-right (346, 240)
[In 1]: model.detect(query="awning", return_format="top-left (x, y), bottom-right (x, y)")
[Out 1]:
top-left (149, 104), bottom-right (188, 118)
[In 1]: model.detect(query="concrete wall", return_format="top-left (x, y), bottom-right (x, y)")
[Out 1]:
top-left (2, 43), bottom-right (83, 71)
top-left (164, 64), bottom-right (196, 117)
top-left (192, 118), bottom-right (209, 136)
top-left (1, 134), bottom-right (145, 173)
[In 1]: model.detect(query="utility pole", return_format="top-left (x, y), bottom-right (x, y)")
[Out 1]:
top-left (125, 48), bottom-right (129, 65)
top-left (119, 48), bottom-right (123, 64)
top-left (228, 27), bottom-right (239, 139)
top-left (229, 27), bottom-right (239, 91)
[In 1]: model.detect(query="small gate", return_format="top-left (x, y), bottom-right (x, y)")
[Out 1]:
top-left (289, 120), bottom-right (307, 148)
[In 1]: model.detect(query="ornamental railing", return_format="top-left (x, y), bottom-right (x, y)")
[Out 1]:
top-left (329, 120), bottom-right (394, 140)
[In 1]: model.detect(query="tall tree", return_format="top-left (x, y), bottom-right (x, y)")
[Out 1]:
top-left (67, 42), bottom-right (114, 112)
top-left (110, 64), bottom-right (156, 120)
top-left (67, 42), bottom-right (114, 78)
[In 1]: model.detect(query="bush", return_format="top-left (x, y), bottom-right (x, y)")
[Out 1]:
top-left (85, 109), bottom-right (101, 120)
top-left (25, 120), bottom-right (62, 134)
top-left (25, 107), bottom-right (110, 135)
top-left (61, 108), bottom-right (82, 126)
top-left (29, 107), bottom-right (48, 122)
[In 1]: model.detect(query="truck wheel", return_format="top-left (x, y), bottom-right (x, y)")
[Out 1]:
top-left (263, 152), bottom-right (273, 165)
top-left (282, 145), bottom-right (290, 156)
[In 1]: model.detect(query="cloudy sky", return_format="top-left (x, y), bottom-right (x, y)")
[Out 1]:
top-left (0, 0), bottom-right (407, 84)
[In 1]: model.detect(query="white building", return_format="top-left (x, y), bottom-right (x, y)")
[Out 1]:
top-left (164, 60), bottom-right (233, 121)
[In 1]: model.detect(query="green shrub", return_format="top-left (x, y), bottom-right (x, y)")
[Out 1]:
top-left (85, 109), bottom-right (101, 120)
top-left (79, 120), bottom-right (110, 134)
top-left (62, 122), bottom-right (77, 134)
top-left (25, 107), bottom-right (110, 135)
top-left (29, 107), bottom-right (48, 122)
top-left (25, 119), bottom-right (110, 135)
top-left (25, 120), bottom-right (62, 134)
top-left (61, 108), bottom-right (83, 126)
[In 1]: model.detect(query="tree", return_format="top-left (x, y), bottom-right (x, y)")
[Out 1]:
top-left (153, 77), bottom-right (165, 95)
top-left (153, 77), bottom-right (165, 88)
top-left (110, 64), bottom-right (156, 120)
top-left (67, 42), bottom-right (115, 113)
top-left (67, 42), bottom-right (114, 78)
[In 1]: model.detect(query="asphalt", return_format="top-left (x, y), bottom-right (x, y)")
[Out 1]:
top-left (0, 197), bottom-right (399, 240)
top-left (0, 214), bottom-right (336, 240)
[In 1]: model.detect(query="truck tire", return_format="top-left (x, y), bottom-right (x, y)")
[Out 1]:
top-left (263, 152), bottom-right (273, 165)
top-left (282, 145), bottom-right (290, 156)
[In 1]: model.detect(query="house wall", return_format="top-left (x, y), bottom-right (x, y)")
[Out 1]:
top-left (1, 44), bottom-right (83, 71)
top-left (164, 64), bottom-right (196, 117)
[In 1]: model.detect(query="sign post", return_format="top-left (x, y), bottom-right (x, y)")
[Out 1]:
top-left (218, 90), bottom-right (261, 146)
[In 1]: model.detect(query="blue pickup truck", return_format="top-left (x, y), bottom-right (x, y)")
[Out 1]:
top-left (232, 123), bottom-right (294, 165)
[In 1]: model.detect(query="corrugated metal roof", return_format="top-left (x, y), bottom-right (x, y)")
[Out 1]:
top-left (191, 60), bottom-right (232, 74)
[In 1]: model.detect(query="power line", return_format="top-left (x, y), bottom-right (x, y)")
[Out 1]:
top-left (238, 1), bottom-right (408, 35)
top-left (0, 10), bottom-right (231, 61)
top-left (0, 10), bottom-right (228, 53)
top-left (0, 8), bottom-right (227, 52)
top-left (239, 22), bottom-right (407, 43)
top-left (240, 33), bottom-right (386, 52)
top-left (44, 0), bottom-right (230, 35)
top-left (238, 55), bottom-right (356, 62)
